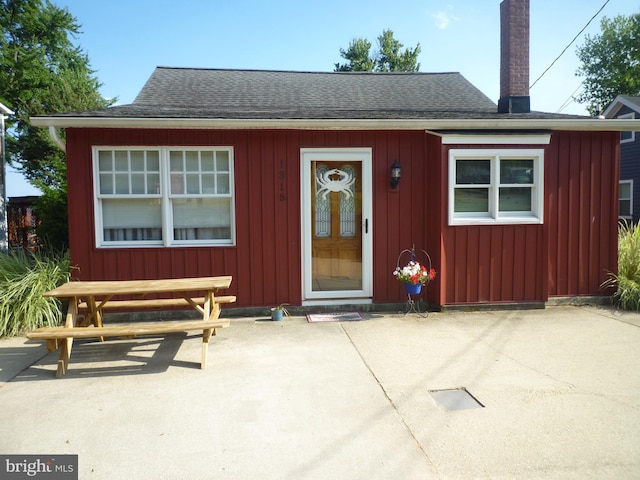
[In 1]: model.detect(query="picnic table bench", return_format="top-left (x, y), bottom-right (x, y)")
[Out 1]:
top-left (27, 276), bottom-right (235, 378)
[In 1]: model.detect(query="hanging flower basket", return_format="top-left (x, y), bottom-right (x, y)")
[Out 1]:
top-left (394, 247), bottom-right (436, 294)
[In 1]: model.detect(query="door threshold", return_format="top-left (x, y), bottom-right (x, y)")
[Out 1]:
top-left (302, 298), bottom-right (373, 306)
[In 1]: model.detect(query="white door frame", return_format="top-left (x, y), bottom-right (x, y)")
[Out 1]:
top-left (300, 148), bottom-right (373, 304)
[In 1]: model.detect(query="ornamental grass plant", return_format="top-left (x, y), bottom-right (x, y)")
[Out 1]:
top-left (0, 249), bottom-right (71, 337)
top-left (603, 221), bottom-right (640, 311)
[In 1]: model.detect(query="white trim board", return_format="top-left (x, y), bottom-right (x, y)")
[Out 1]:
top-left (437, 134), bottom-right (551, 145)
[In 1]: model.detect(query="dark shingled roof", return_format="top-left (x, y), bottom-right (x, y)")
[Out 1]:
top-left (54, 67), bottom-right (587, 121)
top-left (133, 67), bottom-right (497, 117)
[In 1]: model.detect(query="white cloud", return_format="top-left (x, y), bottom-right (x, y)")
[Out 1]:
top-left (433, 9), bottom-right (459, 30)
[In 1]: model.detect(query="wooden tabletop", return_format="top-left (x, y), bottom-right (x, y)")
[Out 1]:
top-left (43, 276), bottom-right (233, 298)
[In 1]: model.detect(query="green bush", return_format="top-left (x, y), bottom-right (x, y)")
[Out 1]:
top-left (0, 249), bottom-right (71, 337)
top-left (604, 221), bottom-right (640, 311)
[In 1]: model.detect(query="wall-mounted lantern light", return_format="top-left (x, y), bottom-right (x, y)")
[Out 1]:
top-left (390, 161), bottom-right (402, 190)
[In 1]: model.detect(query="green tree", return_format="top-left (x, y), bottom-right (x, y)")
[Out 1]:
top-left (335, 29), bottom-right (421, 72)
top-left (576, 13), bottom-right (640, 115)
top-left (0, 0), bottom-right (111, 248)
top-left (335, 38), bottom-right (375, 72)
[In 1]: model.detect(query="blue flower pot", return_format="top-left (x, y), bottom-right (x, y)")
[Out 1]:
top-left (271, 309), bottom-right (284, 321)
top-left (404, 283), bottom-right (422, 295)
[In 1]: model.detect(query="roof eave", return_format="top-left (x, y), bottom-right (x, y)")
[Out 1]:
top-left (604, 95), bottom-right (640, 118)
top-left (29, 116), bottom-right (640, 132)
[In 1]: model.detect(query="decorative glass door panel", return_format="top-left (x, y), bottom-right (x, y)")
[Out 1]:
top-left (311, 161), bottom-right (362, 291)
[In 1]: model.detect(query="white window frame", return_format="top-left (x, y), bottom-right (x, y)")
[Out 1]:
top-left (619, 179), bottom-right (633, 220)
top-left (619, 112), bottom-right (636, 143)
top-left (448, 148), bottom-right (544, 226)
top-left (93, 146), bottom-right (235, 248)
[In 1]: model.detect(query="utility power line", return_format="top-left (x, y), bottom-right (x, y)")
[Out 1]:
top-left (556, 83), bottom-right (584, 113)
top-left (530, 0), bottom-right (611, 89)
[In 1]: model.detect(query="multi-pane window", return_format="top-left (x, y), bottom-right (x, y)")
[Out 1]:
top-left (94, 147), bottom-right (234, 247)
top-left (449, 149), bottom-right (544, 225)
top-left (619, 180), bottom-right (633, 219)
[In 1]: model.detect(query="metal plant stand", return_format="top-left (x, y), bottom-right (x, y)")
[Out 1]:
top-left (396, 246), bottom-right (433, 317)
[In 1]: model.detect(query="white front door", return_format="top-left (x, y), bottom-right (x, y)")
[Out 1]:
top-left (301, 148), bottom-right (373, 303)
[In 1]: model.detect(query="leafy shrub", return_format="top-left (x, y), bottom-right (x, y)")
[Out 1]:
top-left (603, 221), bottom-right (640, 311)
top-left (0, 249), bottom-right (71, 337)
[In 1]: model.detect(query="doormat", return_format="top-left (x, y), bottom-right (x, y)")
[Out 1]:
top-left (306, 312), bottom-right (366, 323)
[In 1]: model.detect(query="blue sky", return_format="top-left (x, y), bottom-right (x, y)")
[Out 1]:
top-left (7, 0), bottom-right (638, 197)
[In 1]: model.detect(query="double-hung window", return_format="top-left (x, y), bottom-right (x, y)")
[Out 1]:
top-left (619, 180), bottom-right (633, 220)
top-left (449, 149), bottom-right (544, 225)
top-left (94, 146), bottom-right (235, 247)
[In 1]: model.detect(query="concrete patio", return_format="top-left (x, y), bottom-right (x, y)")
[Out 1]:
top-left (0, 305), bottom-right (639, 479)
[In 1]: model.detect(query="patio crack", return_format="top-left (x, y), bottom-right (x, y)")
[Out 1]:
top-left (340, 324), bottom-right (439, 471)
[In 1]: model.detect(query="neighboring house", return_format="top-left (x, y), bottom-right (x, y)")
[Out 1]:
top-left (7, 196), bottom-right (40, 250)
top-left (30, 0), bottom-right (639, 309)
top-left (604, 95), bottom-right (640, 223)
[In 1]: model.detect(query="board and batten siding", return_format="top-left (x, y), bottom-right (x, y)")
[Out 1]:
top-left (65, 128), bottom-right (440, 308)
top-left (546, 131), bottom-right (619, 299)
top-left (65, 128), bottom-right (617, 308)
top-left (439, 131), bottom-right (619, 306)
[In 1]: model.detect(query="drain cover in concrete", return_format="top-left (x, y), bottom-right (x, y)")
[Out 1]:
top-left (429, 388), bottom-right (484, 411)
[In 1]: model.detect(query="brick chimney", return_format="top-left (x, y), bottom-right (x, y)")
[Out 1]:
top-left (498, 0), bottom-right (530, 113)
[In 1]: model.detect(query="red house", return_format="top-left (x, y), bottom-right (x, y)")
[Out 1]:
top-left (31, 0), bottom-right (638, 310)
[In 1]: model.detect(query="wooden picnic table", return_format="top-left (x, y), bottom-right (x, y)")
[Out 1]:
top-left (28, 276), bottom-right (235, 377)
